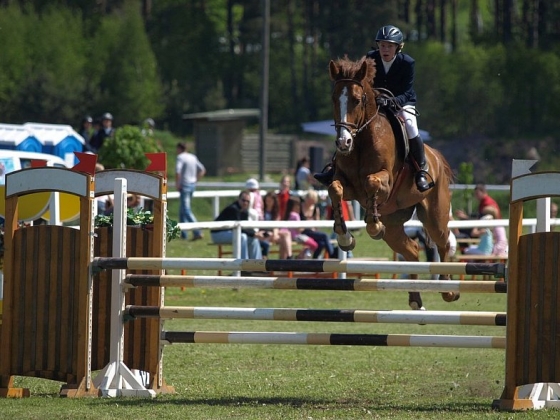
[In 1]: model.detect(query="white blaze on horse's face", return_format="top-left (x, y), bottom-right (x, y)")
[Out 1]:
top-left (336, 86), bottom-right (354, 154)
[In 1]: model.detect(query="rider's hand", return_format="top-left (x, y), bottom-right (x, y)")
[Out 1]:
top-left (376, 96), bottom-right (388, 107)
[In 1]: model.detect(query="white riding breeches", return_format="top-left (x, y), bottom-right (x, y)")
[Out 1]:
top-left (398, 105), bottom-right (419, 139)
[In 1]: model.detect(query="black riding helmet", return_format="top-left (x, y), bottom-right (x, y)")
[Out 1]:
top-left (375, 25), bottom-right (404, 51)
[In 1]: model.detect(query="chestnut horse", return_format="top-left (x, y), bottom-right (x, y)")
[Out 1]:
top-left (327, 57), bottom-right (456, 310)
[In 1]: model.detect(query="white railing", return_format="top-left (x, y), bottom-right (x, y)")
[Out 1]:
top-left (170, 183), bottom-right (510, 219)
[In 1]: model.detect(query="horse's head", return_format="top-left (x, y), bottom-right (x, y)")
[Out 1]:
top-left (329, 57), bottom-right (376, 155)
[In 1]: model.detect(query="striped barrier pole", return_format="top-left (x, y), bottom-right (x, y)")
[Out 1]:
top-left (95, 257), bottom-right (506, 277)
top-left (127, 306), bottom-right (506, 326)
top-left (125, 275), bottom-right (507, 293)
top-left (161, 331), bottom-right (506, 349)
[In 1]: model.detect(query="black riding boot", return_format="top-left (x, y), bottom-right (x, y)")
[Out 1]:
top-left (313, 161), bottom-right (335, 187)
top-left (409, 135), bottom-right (432, 192)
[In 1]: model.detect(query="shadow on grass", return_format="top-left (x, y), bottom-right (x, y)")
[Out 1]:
top-left (93, 396), bottom-right (495, 413)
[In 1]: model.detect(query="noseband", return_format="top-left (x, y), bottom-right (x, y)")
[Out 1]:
top-left (332, 79), bottom-right (378, 138)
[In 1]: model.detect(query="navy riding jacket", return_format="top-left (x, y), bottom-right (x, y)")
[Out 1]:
top-left (366, 49), bottom-right (417, 106)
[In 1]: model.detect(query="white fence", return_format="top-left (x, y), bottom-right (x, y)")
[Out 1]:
top-left (171, 183), bottom-right (510, 219)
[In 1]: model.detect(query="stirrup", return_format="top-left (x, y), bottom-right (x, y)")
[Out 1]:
top-left (415, 169), bottom-right (433, 192)
top-left (313, 164), bottom-right (334, 187)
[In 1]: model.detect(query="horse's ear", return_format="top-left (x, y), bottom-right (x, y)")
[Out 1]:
top-left (329, 60), bottom-right (339, 81)
top-left (356, 60), bottom-right (369, 83)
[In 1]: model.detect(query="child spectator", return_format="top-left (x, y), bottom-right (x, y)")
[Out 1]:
top-left (462, 214), bottom-right (494, 255)
top-left (300, 190), bottom-right (337, 258)
top-left (284, 196), bottom-right (318, 259)
top-left (257, 191), bottom-right (292, 259)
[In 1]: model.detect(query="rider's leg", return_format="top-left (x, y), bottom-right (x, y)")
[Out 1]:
top-left (409, 135), bottom-right (431, 192)
top-left (402, 105), bottom-right (432, 192)
top-left (313, 152), bottom-right (336, 187)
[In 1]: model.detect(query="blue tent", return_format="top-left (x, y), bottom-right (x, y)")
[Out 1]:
top-left (24, 123), bottom-right (85, 163)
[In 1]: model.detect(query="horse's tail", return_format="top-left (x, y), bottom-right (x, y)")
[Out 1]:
top-left (431, 147), bottom-right (455, 187)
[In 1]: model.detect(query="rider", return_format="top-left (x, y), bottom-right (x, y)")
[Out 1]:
top-left (314, 24), bottom-right (432, 192)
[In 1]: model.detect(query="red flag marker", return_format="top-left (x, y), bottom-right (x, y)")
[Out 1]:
top-left (145, 152), bottom-right (167, 175)
top-left (72, 152), bottom-right (98, 175)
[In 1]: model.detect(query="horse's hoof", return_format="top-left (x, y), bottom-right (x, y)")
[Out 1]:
top-left (408, 292), bottom-right (424, 310)
top-left (367, 224), bottom-right (385, 240)
top-left (339, 237), bottom-right (356, 251)
top-left (409, 301), bottom-right (426, 311)
top-left (441, 292), bottom-right (461, 302)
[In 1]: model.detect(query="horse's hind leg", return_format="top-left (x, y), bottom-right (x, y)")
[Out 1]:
top-left (417, 194), bottom-right (460, 303)
top-left (328, 179), bottom-right (355, 251)
top-left (383, 224), bottom-right (425, 310)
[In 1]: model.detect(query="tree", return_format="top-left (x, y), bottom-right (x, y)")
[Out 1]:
top-left (0, 6), bottom-right (89, 123)
top-left (92, 2), bottom-right (163, 124)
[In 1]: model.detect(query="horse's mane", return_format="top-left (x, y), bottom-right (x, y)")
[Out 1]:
top-left (332, 56), bottom-right (376, 83)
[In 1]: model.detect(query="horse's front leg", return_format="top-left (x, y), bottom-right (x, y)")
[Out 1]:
top-left (364, 170), bottom-right (391, 240)
top-left (328, 179), bottom-right (356, 251)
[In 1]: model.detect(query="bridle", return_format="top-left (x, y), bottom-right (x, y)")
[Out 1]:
top-left (332, 78), bottom-right (378, 138)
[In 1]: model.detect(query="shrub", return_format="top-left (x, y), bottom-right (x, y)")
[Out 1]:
top-left (98, 125), bottom-right (160, 169)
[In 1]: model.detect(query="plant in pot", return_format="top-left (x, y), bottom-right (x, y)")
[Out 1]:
top-left (95, 208), bottom-right (181, 243)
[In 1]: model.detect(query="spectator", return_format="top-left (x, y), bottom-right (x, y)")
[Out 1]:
top-left (481, 206), bottom-right (508, 255)
top-left (257, 191), bottom-right (292, 259)
top-left (176, 142), bottom-right (206, 240)
top-left (89, 112), bottom-right (115, 153)
top-left (211, 190), bottom-right (262, 260)
top-left (142, 118), bottom-right (155, 137)
top-left (455, 183), bottom-right (502, 242)
top-left (462, 215), bottom-right (494, 255)
top-left (244, 179), bottom-right (268, 258)
top-left (283, 196), bottom-right (318, 259)
top-left (79, 115), bottom-right (93, 151)
top-left (294, 157), bottom-right (315, 190)
top-left (300, 189), bottom-right (337, 259)
top-left (455, 183), bottom-right (502, 221)
top-left (277, 174), bottom-right (292, 219)
top-left (245, 178), bottom-right (264, 221)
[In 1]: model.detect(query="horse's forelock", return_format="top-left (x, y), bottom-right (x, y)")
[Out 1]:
top-left (334, 57), bottom-right (376, 84)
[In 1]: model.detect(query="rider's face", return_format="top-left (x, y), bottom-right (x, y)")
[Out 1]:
top-left (377, 41), bottom-right (399, 62)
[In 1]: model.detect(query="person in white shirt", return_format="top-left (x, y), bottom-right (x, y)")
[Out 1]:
top-left (175, 142), bottom-right (206, 240)
top-left (295, 157), bottom-right (315, 190)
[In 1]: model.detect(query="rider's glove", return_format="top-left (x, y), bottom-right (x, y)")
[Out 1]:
top-left (376, 96), bottom-right (388, 107)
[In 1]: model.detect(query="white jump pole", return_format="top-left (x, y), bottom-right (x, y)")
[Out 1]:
top-left (92, 177), bottom-right (155, 398)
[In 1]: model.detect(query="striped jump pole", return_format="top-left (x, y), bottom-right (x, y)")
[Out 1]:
top-left (127, 306), bottom-right (506, 326)
top-left (126, 275), bottom-right (507, 294)
top-left (95, 257), bottom-right (506, 278)
top-left (161, 331), bottom-right (506, 349)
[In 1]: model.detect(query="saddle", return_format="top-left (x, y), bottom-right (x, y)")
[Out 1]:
top-left (374, 90), bottom-right (409, 161)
